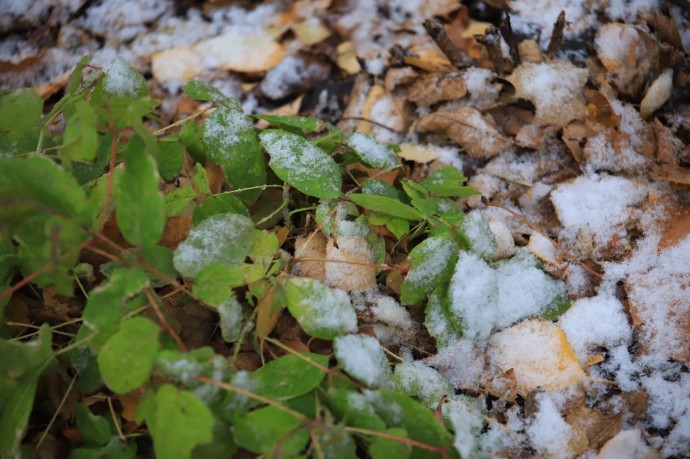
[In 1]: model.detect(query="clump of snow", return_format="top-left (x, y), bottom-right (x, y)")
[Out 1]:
top-left (450, 250), bottom-right (566, 342)
top-left (259, 54), bottom-right (328, 100)
top-left (598, 429), bottom-right (651, 459)
top-left (510, 0), bottom-right (594, 47)
top-left (550, 174), bottom-right (648, 254)
top-left (366, 293), bottom-right (416, 346)
top-left (426, 338), bottom-right (487, 390)
top-left (333, 334), bottom-right (392, 388)
top-left (443, 399), bottom-right (485, 459)
top-left (461, 67), bottom-right (500, 110)
top-left (558, 294), bottom-right (631, 365)
top-left (526, 392), bottom-right (576, 457)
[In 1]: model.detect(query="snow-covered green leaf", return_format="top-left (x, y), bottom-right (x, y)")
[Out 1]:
top-left (202, 107), bottom-right (266, 202)
top-left (173, 212), bottom-right (254, 278)
top-left (400, 235), bottom-right (458, 305)
top-left (334, 334), bottom-right (392, 388)
top-left (392, 361), bottom-right (453, 409)
top-left (347, 132), bottom-right (400, 169)
top-left (254, 114), bottom-right (325, 133)
top-left (260, 129), bottom-right (341, 199)
top-left (219, 296), bottom-right (243, 342)
top-left (284, 277), bottom-right (357, 340)
top-left (233, 406), bottom-right (309, 456)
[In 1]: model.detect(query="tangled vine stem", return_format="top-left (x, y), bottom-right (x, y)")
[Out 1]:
top-left (481, 196), bottom-right (604, 279)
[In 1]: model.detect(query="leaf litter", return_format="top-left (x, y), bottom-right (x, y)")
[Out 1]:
top-left (1, 0), bottom-right (690, 458)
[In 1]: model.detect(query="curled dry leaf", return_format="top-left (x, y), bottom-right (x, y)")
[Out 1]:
top-left (640, 68), bottom-right (673, 119)
top-left (334, 41), bottom-right (361, 75)
top-left (594, 24), bottom-right (659, 99)
top-left (416, 107), bottom-right (511, 158)
top-left (505, 61), bottom-right (588, 127)
top-left (517, 39), bottom-right (543, 63)
top-left (488, 319), bottom-right (586, 394)
top-left (325, 236), bottom-right (377, 292)
top-left (408, 72), bottom-right (467, 107)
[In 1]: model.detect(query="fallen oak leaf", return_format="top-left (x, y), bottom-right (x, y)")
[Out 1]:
top-left (416, 107), bottom-right (511, 158)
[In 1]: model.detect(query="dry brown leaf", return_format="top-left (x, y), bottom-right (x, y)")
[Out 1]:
top-left (204, 163), bottom-right (225, 195)
top-left (195, 28), bottom-right (285, 73)
top-left (334, 41), bottom-right (361, 75)
top-left (505, 61), bottom-right (588, 127)
top-left (294, 233), bottom-right (327, 280)
top-left (292, 19), bottom-right (331, 46)
top-left (383, 67), bottom-right (417, 93)
top-left (325, 236), bottom-right (377, 292)
top-left (594, 24), bottom-right (659, 98)
top-left (640, 69), bottom-right (673, 120)
top-left (416, 107), bottom-right (511, 158)
top-left (404, 42), bottom-right (454, 72)
top-left (397, 143), bottom-right (450, 163)
top-left (515, 123), bottom-right (558, 150)
top-left (116, 392), bottom-right (141, 423)
top-left (585, 90), bottom-right (621, 128)
top-left (357, 84), bottom-right (385, 133)
top-left (517, 39), bottom-right (543, 63)
top-left (597, 429), bottom-right (654, 459)
top-left (566, 406), bottom-right (622, 451)
top-left (408, 72), bottom-right (467, 107)
top-left (255, 284), bottom-right (282, 338)
top-left (488, 319), bottom-right (586, 394)
top-left (653, 119), bottom-right (684, 165)
top-left (151, 46), bottom-right (202, 85)
top-left (159, 215), bottom-right (192, 250)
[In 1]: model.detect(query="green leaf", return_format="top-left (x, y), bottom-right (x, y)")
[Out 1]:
top-left (334, 334), bottom-right (392, 388)
top-left (540, 295), bottom-right (572, 321)
top-left (0, 155), bottom-right (88, 223)
top-left (70, 438), bottom-right (136, 459)
top-left (370, 428), bottom-right (412, 459)
top-left (260, 129), bottom-right (342, 199)
top-left (327, 389), bottom-right (386, 432)
top-left (368, 214), bottom-right (409, 240)
top-left (192, 193), bottom-right (249, 225)
top-left (424, 286), bottom-right (462, 347)
top-left (314, 425), bottom-right (357, 459)
top-left (165, 186), bottom-right (197, 217)
top-left (347, 132), bottom-right (400, 169)
top-left (75, 403), bottom-right (112, 446)
top-left (183, 80), bottom-right (241, 110)
top-left (0, 325), bottom-right (52, 458)
top-left (248, 229), bottom-right (278, 264)
top-left (285, 277), bottom-right (357, 340)
top-left (420, 166), bottom-right (478, 197)
top-left (98, 317), bottom-right (160, 393)
top-left (366, 390), bottom-right (455, 459)
top-left (392, 361), bottom-right (453, 409)
top-left (218, 296), bottom-right (243, 343)
top-left (0, 88), bottom-right (42, 155)
top-left (116, 138), bottom-right (165, 247)
top-left (156, 136), bottom-right (184, 182)
top-left (62, 98), bottom-right (98, 162)
top-left (97, 57), bottom-right (148, 100)
top-left (254, 353), bottom-right (329, 400)
top-left (232, 406), bottom-right (309, 456)
top-left (192, 264), bottom-right (244, 305)
top-left (254, 114), bottom-right (325, 133)
top-left (148, 385), bottom-right (214, 459)
top-left (348, 194), bottom-right (423, 221)
top-left (173, 212), bottom-right (254, 278)
top-left (362, 179), bottom-right (404, 200)
top-left (180, 122), bottom-right (206, 164)
top-left (80, 268), bottom-right (149, 346)
top-left (201, 107), bottom-right (266, 202)
top-left (400, 236), bottom-right (458, 305)
top-left (191, 418), bottom-right (237, 459)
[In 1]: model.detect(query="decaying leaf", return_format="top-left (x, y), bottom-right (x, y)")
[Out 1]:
top-left (488, 319), bottom-right (586, 394)
top-left (416, 107), bottom-right (511, 158)
top-left (408, 72), bottom-right (467, 107)
top-left (325, 236), bottom-right (377, 292)
top-left (640, 69), bottom-right (673, 120)
top-left (294, 233), bottom-right (327, 280)
top-left (594, 24), bottom-right (659, 98)
top-left (505, 61), bottom-right (588, 127)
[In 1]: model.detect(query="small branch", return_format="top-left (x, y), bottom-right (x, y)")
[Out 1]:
top-left (145, 288), bottom-right (187, 352)
top-left (108, 397), bottom-right (126, 442)
top-left (474, 26), bottom-right (512, 74)
top-left (498, 12), bottom-right (520, 66)
top-left (0, 263), bottom-right (53, 302)
top-left (423, 19), bottom-right (475, 69)
top-left (339, 117), bottom-right (403, 134)
top-left (345, 426), bottom-right (452, 457)
top-left (546, 11), bottom-right (566, 59)
top-left (481, 196), bottom-right (604, 279)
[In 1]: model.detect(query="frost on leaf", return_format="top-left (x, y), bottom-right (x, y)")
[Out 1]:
top-left (400, 235), bottom-right (458, 305)
top-left (173, 212), bottom-right (254, 278)
top-left (284, 277), bottom-right (357, 340)
top-left (334, 334), bottom-right (392, 388)
top-left (505, 61), bottom-right (587, 128)
top-left (392, 361), bottom-right (452, 409)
